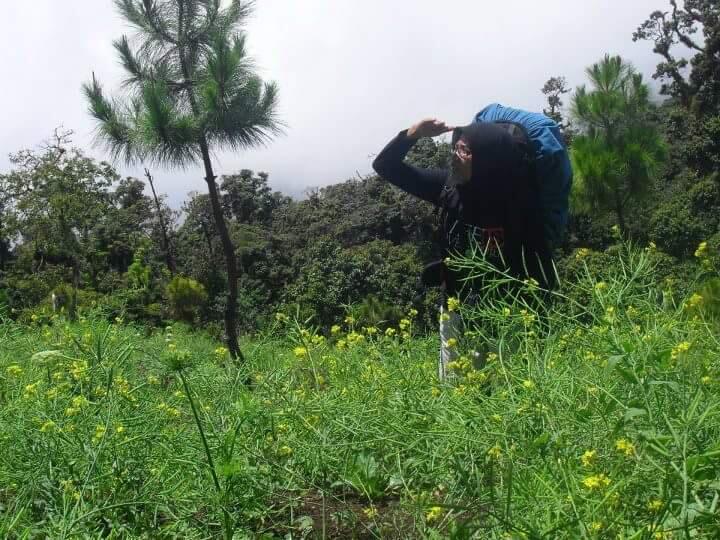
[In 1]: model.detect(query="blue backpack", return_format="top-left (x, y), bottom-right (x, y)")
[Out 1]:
top-left (474, 103), bottom-right (572, 247)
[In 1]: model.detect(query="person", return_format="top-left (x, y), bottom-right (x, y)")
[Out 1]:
top-left (372, 106), bottom-right (570, 379)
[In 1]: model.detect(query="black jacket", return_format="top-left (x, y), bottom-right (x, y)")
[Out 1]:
top-left (372, 124), bottom-right (553, 291)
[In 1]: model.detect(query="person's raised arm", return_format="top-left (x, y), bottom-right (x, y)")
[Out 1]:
top-left (372, 118), bottom-right (453, 206)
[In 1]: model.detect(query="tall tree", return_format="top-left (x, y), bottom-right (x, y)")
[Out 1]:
top-left (83, 0), bottom-right (281, 360)
top-left (541, 76), bottom-right (575, 144)
top-left (0, 174), bottom-right (17, 272)
top-left (633, 1), bottom-right (720, 174)
top-left (570, 55), bottom-right (666, 234)
top-left (3, 129), bottom-right (117, 317)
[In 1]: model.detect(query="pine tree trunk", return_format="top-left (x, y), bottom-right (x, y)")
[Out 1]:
top-left (176, 21), bottom-right (243, 363)
top-left (200, 140), bottom-right (244, 363)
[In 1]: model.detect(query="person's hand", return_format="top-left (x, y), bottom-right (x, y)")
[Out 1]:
top-left (407, 118), bottom-right (454, 140)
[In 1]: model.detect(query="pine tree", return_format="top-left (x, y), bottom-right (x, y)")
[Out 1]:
top-left (84, 0), bottom-right (281, 360)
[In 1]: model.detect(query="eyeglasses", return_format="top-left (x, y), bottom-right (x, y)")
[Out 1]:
top-left (453, 141), bottom-right (471, 160)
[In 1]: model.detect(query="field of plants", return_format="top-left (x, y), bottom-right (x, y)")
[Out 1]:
top-left (1, 243), bottom-right (719, 539)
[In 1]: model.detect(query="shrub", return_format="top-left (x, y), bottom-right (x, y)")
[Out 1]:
top-left (165, 276), bottom-right (208, 323)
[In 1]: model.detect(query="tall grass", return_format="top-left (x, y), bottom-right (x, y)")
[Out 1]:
top-left (0, 243), bottom-right (718, 538)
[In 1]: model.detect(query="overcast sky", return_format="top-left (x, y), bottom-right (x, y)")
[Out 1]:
top-left (0, 0), bottom-right (667, 207)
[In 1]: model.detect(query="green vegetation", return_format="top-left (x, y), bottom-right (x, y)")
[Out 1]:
top-left (1, 0), bottom-right (720, 537)
top-left (1, 243), bottom-right (718, 538)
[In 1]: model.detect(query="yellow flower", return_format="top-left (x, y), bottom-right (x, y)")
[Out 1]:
top-left (580, 450), bottom-right (597, 467)
top-left (399, 318), bottom-right (411, 330)
top-left (647, 498), bottom-right (663, 512)
top-left (69, 360), bottom-right (88, 381)
top-left (520, 309), bottom-right (535, 326)
top-left (522, 379), bottom-right (535, 390)
top-left (575, 247), bottom-right (591, 260)
top-left (214, 346), bottom-right (228, 357)
top-left (344, 315), bottom-right (355, 325)
top-left (701, 375), bottom-right (711, 385)
top-left (347, 331), bottom-right (365, 344)
top-left (40, 420), bottom-right (56, 433)
top-left (6, 365), bottom-right (23, 376)
top-left (446, 337), bottom-right (458, 349)
top-left (502, 307), bottom-right (511, 317)
top-left (115, 425), bottom-right (125, 434)
top-left (93, 424), bottom-right (106, 443)
top-left (594, 281), bottom-right (607, 293)
top-left (275, 312), bottom-right (288, 323)
top-left (330, 325), bottom-right (341, 335)
top-left (277, 445), bottom-right (293, 457)
top-left (72, 395), bottom-right (89, 409)
top-left (694, 241), bottom-right (708, 258)
top-left (363, 326), bottom-right (378, 336)
top-left (670, 341), bottom-right (691, 360)
top-left (384, 327), bottom-right (396, 337)
top-left (611, 224), bottom-right (621, 237)
top-left (615, 438), bottom-right (635, 457)
top-left (439, 312), bottom-right (450, 322)
top-left (147, 375), bottom-right (160, 385)
top-left (466, 371), bottom-right (487, 385)
top-left (408, 308), bottom-right (418, 318)
top-left (686, 293), bottom-right (703, 309)
top-left (491, 414), bottom-right (502, 423)
top-left (336, 339), bottom-right (347, 350)
top-left (23, 382), bottom-right (40, 398)
top-left (487, 445), bottom-right (502, 460)
top-left (431, 387), bottom-right (441, 398)
top-left (582, 473), bottom-right (611, 491)
top-left (425, 506), bottom-right (443, 523)
top-left (293, 346), bottom-right (308, 358)
top-left (363, 506), bottom-right (378, 519)
top-left (311, 334), bottom-right (326, 345)
top-left (646, 241), bottom-right (657, 252)
top-left (589, 522), bottom-right (603, 533)
top-left (447, 297), bottom-right (460, 312)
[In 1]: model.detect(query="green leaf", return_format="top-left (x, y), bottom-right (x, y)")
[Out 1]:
top-left (623, 408), bottom-right (648, 422)
top-left (532, 432), bottom-right (551, 449)
top-left (615, 364), bottom-right (638, 384)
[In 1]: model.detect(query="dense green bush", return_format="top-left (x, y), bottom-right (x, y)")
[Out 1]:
top-left (165, 276), bottom-right (208, 323)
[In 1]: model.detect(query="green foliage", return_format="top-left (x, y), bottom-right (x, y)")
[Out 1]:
top-left (165, 275), bottom-right (208, 323)
top-left (285, 239), bottom-right (423, 328)
top-left (570, 55), bottom-right (666, 233)
top-left (1, 244), bottom-right (719, 537)
top-left (84, 1), bottom-right (280, 168)
top-left (353, 295), bottom-right (403, 329)
top-left (126, 245), bottom-right (151, 290)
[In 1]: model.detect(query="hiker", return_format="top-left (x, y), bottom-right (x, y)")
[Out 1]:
top-left (372, 103), bottom-right (572, 379)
